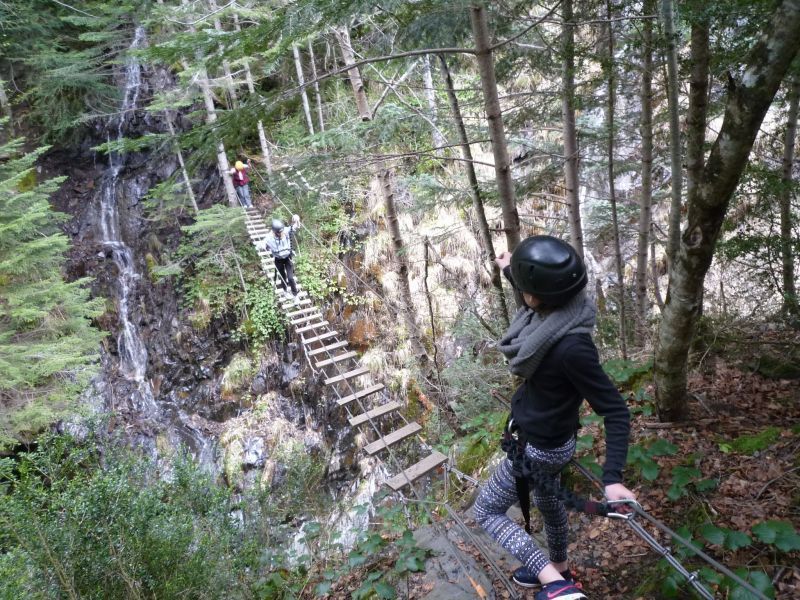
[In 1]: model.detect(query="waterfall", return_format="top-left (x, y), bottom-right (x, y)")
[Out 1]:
top-left (97, 26), bottom-right (155, 412)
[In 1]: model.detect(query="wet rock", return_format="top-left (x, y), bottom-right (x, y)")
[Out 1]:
top-left (271, 462), bottom-right (288, 489)
top-left (251, 374), bottom-right (268, 395)
top-left (413, 524), bottom-right (496, 599)
top-left (243, 437), bottom-right (266, 468)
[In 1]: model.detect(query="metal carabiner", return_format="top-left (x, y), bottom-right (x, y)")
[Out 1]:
top-left (606, 498), bottom-right (642, 520)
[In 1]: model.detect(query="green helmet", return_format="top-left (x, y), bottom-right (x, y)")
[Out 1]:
top-left (510, 235), bottom-right (587, 306)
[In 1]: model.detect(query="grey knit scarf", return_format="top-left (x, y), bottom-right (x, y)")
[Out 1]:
top-left (497, 290), bottom-right (596, 379)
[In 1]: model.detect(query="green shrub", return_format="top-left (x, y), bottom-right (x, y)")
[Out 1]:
top-left (0, 432), bottom-right (311, 599)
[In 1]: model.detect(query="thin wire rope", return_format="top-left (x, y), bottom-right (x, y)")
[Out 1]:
top-left (570, 460), bottom-right (768, 600)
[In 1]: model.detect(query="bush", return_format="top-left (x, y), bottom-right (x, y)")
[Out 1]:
top-left (0, 433), bottom-right (309, 599)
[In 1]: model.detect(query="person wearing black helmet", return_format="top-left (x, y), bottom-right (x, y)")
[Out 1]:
top-left (258, 214), bottom-right (301, 298)
top-left (472, 235), bottom-right (634, 600)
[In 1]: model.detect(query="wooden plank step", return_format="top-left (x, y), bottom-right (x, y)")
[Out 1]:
top-left (315, 351), bottom-right (358, 368)
top-left (349, 401), bottom-right (402, 427)
top-left (324, 366), bottom-right (370, 386)
top-left (290, 313), bottom-right (323, 326)
top-left (286, 306), bottom-right (318, 318)
top-left (336, 383), bottom-right (384, 406)
top-left (306, 340), bottom-right (348, 356)
top-left (364, 422), bottom-right (422, 455)
top-left (385, 451), bottom-right (448, 491)
top-left (284, 298), bottom-right (312, 310)
top-left (281, 292), bottom-right (309, 303)
top-left (295, 320), bottom-right (328, 334)
top-left (303, 330), bottom-right (338, 344)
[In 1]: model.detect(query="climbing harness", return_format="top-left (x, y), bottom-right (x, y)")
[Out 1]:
top-left (502, 417), bottom-right (614, 535)
top-left (571, 460), bottom-right (769, 600)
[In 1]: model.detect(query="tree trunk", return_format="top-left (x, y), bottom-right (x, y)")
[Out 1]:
top-left (208, 0), bottom-right (238, 109)
top-left (650, 230), bottom-right (665, 311)
top-left (0, 78), bottom-right (12, 135)
top-left (654, 0), bottom-right (800, 420)
top-left (165, 112), bottom-right (198, 213)
top-left (180, 0), bottom-right (236, 205)
top-left (422, 54), bottom-right (446, 155)
top-left (336, 26), bottom-right (428, 359)
top-left (605, 0), bottom-right (627, 359)
top-left (469, 5), bottom-right (522, 262)
top-left (437, 54), bottom-right (509, 326)
top-left (335, 28), bottom-right (371, 120)
top-left (635, 0), bottom-right (654, 344)
top-left (307, 39), bottom-right (325, 133)
top-left (780, 74), bottom-right (799, 316)
top-left (660, 0), bottom-right (683, 267)
top-left (686, 19), bottom-right (709, 203)
top-left (561, 0), bottom-right (584, 259)
top-left (234, 12), bottom-right (273, 174)
top-left (292, 44), bottom-right (315, 135)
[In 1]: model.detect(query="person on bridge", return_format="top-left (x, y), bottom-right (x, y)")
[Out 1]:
top-left (473, 235), bottom-right (635, 600)
top-left (260, 214), bottom-right (301, 298)
top-left (229, 159), bottom-right (252, 208)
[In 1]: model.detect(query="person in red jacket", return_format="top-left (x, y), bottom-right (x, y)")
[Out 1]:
top-left (229, 159), bottom-right (252, 207)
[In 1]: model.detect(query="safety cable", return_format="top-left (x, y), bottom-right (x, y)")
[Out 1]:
top-left (570, 460), bottom-right (769, 600)
top-left (241, 203), bottom-right (523, 599)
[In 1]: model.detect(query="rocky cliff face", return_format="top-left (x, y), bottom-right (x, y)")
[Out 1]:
top-left (42, 32), bottom-right (377, 547)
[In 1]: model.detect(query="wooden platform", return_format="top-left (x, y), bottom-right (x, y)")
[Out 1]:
top-left (306, 340), bottom-right (348, 356)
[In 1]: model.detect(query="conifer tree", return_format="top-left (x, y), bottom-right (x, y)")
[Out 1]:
top-left (0, 134), bottom-right (104, 447)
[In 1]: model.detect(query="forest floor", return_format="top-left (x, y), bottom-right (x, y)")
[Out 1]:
top-left (459, 357), bottom-right (800, 600)
top-left (319, 333), bottom-right (800, 599)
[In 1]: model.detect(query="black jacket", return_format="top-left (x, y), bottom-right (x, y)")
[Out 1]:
top-left (510, 332), bottom-right (630, 485)
top-left (503, 266), bottom-right (630, 485)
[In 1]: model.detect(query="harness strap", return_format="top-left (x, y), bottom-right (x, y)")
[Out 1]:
top-left (503, 418), bottom-right (610, 527)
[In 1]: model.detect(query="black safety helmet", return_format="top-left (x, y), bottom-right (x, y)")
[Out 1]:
top-left (510, 235), bottom-right (587, 306)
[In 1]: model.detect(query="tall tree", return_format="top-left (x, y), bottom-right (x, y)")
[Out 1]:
top-left (635, 0), bottom-right (655, 343)
top-left (421, 54), bottom-right (446, 155)
top-left (661, 0), bottom-right (683, 266)
top-left (335, 26), bottom-right (428, 359)
top-left (208, 0), bottom-right (239, 109)
top-left (0, 136), bottom-right (104, 448)
top-left (469, 5), bottom-right (522, 263)
top-left (604, 0), bottom-right (627, 359)
top-left (307, 39), bottom-right (326, 133)
top-left (180, 0), bottom-right (237, 206)
top-left (293, 45), bottom-right (316, 135)
top-left (780, 73), bottom-right (799, 316)
top-left (654, 0), bottom-right (800, 420)
top-left (234, 12), bottom-right (273, 174)
top-left (438, 54), bottom-right (509, 326)
top-left (561, 0), bottom-right (584, 258)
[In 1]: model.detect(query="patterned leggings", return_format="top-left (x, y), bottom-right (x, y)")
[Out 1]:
top-left (473, 438), bottom-right (576, 576)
